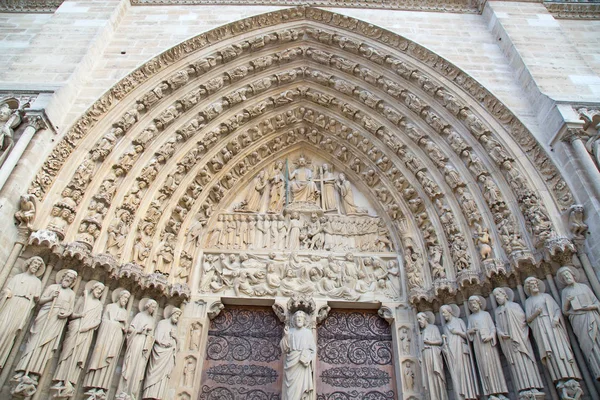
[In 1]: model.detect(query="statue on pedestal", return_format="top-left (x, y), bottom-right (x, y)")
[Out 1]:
top-left (0, 256), bottom-right (44, 369)
top-left (281, 310), bottom-right (316, 400)
top-left (492, 287), bottom-right (544, 397)
top-left (557, 266), bottom-right (600, 381)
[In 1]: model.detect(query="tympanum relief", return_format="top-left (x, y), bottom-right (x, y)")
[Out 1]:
top-left (199, 153), bottom-right (400, 303)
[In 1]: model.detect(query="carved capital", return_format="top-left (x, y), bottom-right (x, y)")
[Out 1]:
top-left (561, 127), bottom-right (588, 144)
top-left (208, 300), bottom-right (224, 320)
top-left (378, 304), bottom-right (395, 324)
top-left (24, 115), bottom-right (46, 132)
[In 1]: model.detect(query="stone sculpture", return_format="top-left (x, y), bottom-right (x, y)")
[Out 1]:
top-left (268, 160), bottom-right (285, 213)
top-left (321, 164), bottom-right (337, 212)
top-left (242, 169), bottom-right (268, 212)
top-left (440, 304), bottom-right (478, 400)
top-left (524, 277), bottom-right (582, 387)
top-left (492, 287), bottom-right (544, 396)
top-left (14, 194), bottom-right (37, 229)
top-left (289, 156), bottom-right (319, 204)
top-left (12, 269), bottom-right (77, 396)
top-left (280, 310), bottom-right (316, 400)
top-left (466, 295), bottom-right (508, 399)
top-left (336, 173), bottom-right (366, 215)
top-left (0, 99), bottom-right (23, 167)
top-left (417, 312), bottom-right (447, 400)
top-left (557, 266), bottom-right (600, 381)
top-left (52, 281), bottom-right (105, 397)
top-left (142, 306), bottom-right (182, 400)
top-left (84, 288), bottom-right (131, 397)
top-left (0, 256), bottom-right (44, 369)
top-left (117, 298), bottom-right (157, 399)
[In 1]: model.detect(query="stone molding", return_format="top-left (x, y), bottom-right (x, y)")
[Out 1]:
top-left (544, 1), bottom-right (600, 20)
top-left (0, 0), bottom-right (64, 13)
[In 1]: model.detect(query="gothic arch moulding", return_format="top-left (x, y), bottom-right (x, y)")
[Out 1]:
top-left (23, 6), bottom-right (577, 307)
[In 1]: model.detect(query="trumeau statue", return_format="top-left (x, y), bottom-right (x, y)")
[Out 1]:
top-left (466, 296), bottom-right (508, 399)
top-left (52, 281), bottom-right (105, 397)
top-left (440, 304), bottom-right (479, 400)
top-left (117, 298), bottom-right (158, 399)
top-left (524, 277), bottom-right (582, 387)
top-left (0, 256), bottom-right (44, 369)
top-left (557, 266), bottom-right (600, 381)
top-left (417, 312), bottom-right (447, 400)
top-left (492, 287), bottom-right (544, 396)
top-left (280, 310), bottom-right (316, 400)
top-left (13, 269), bottom-right (78, 396)
top-left (142, 306), bottom-right (182, 400)
top-left (84, 288), bottom-right (131, 398)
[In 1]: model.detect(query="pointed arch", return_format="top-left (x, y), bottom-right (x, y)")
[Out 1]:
top-left (26, 7), bottom-right (576, 306)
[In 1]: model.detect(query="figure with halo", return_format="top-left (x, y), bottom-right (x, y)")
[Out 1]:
top-left (12, 269), bottom-right (77, 396)
top-left (467, 295), bottom-right (508, 399)
top-left (440, 304), bottom-right (478, 400)
top-left (143, 306), bottom-right (182, 399)
top-left (557, 266), bottom-right (600, 381)
top-left (280, 310), bottom-right (316, 400)
top-left (84, 288), bottom-right (131, 397)
top-left (524, 276), bottom-right (582, 385)
top-left (51, 280), bottom-right (105, 396)
top-left (289, 156), bottom-right (319, 204)
top-left (0, 256), bottom-right (44, 369)
top-left (492, 287), bottom-right (544, 395)
top-left (117, 298), bottom-right (157, 399)
top-left (417, 311), bottom-right (447, 400)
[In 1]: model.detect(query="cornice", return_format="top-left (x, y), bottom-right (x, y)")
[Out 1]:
top-left (129, 0), bottom-right (487, 13)
top-left (544, 1), bottom-right (600, 20)
top-left (0, 0), bottom-right (64, 13)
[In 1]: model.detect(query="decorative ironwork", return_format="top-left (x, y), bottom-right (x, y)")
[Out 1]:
top-left (316, 391), bottom-right (395, 400)
top-left (199, 385), bottom-right (281, 400)
top-left (318, 311), bottom-right (393, 365)
top-left (206, 364), bottom-right (278, 386)
top-left (317, 310), bottom-right (397, 400)
top-left (320, 367), bottom-right (390, 388)
top-left (206, 308), bottom-right (283, 362)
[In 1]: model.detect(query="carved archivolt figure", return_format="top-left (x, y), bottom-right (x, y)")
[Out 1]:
top-left (492, 287), bottom-right (544, 394)
top-left (0, 256), bottom-right (44, 369)
top-left (117, 298), bottom-right (158, 399)
top-left (417, 312), bottom-right (447, 400)
top-left (84, 288), bottom-right (130, 396)
top-left (280, 310), bottom-right (316, 400)
top-left (14, 194), bottom-right (37, 229)
top-left (524, 277), bottom-right (582, 384)
top-left (440, 304), bottom-right (479, 400)
top-left (557, 266), bottom-right (600, 381)
top-left (52, 281), bottom-right (105, 395)
top-left (14, 269), bottom-right (77, 385)
top-left (143, 306), bottom-right (182, 400)
top-left (466, 296), bottom-right (508, 399)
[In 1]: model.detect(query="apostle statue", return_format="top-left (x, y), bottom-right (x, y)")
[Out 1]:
top-left (280, 310), bottom-right (316, 400)
top-left (466, 296), bottom-right (508, 399)
top-left (289, 156), bottom-right (319, 204)
top-left (117, 298), bottom-right (157, 399)
top-left (557, 266), bottom-right (600, 381)
top-left (13, 269), bottom-right (77, 396)
top-left (52, 280), bottom-right (105, 396)
top-left (335, 173), bottom-right (366, 215)
top-left (321, 164), bottom-right (337, 212)
top-left (268, 160), bottom-right (285, 213)
top-left (440, 304), bottom-right (478, 400)
top-left (84, 288), bottom-right (131, 398)
top-left (142, 306), bottom-right (181, 399)
top-left (524, 277), bottom-right (582, 385)
top-left (416, 312), bottom-right (447, 400)
top-left (492, 287), bottom-right (544, 396)
top-left (0, 256), bottom-right (44, 369)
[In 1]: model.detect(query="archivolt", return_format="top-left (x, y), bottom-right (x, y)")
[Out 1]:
top-left (26, 7), bottom-right (576, 305)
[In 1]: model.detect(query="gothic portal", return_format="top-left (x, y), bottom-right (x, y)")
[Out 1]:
top-left (0, 5), bottom-right (599, 400)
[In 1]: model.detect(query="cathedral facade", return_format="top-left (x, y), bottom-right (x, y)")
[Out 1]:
top-left (0, 1), bottom-right (600, 399)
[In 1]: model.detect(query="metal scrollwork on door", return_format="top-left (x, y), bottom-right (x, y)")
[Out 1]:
top-left (317, 310), bottom-right (397, 399)
top-left (201, 306), bottom-right (283, 399)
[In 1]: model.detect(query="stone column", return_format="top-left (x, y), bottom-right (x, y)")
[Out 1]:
top-left (0, 115), bottom-right (46, 193)
top-left (562, 128), bottom-right (600, 204)
top-left (0, 227), bottom-right (31, 291)
top-left (379, 303), bottom-right (421, 399)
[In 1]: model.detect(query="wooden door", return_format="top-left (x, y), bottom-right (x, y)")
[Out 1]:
top-left (316, 310), bottom-right (397, 400)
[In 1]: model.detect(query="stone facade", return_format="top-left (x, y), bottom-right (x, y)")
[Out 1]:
top-left (0, 2), bottom-right (599, 400)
